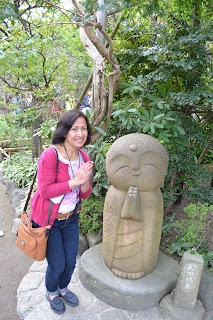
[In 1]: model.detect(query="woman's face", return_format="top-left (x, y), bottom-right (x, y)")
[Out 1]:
top-left (64, 116), bottom-right (88, 149)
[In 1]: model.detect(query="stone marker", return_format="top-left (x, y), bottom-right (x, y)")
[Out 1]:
top-left (102, 133), bottom-right (168, 279)
top-left (174, 250), bottom-right (204, 309)
top-left (159, 250), bottom-right (204, 320)
top-left (0, 230), bottom-right (4, 237)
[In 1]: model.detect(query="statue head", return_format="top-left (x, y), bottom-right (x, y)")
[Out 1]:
top-left (106, 133), bottom-right (168, 192)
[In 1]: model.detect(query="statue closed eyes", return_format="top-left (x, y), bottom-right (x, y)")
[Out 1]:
top-left (102, 133), bottom-right (168, 279)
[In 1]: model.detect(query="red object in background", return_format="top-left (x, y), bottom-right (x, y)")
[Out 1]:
top-left (50, 98), bottom-right (63, 115)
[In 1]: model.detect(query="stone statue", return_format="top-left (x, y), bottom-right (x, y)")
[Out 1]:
top-left (102, 133), bottom-right (168, 279)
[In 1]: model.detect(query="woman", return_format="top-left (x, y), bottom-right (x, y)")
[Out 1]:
top-left (30, 110), bottom-right (93, 314)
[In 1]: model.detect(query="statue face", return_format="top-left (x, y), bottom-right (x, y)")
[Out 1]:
top-left (106, 136), bottom-right (168, 192)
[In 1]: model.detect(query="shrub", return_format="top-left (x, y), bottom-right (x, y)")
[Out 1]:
top-left (2, 152), bottom-right (37, 188)
top-left (168, 203), bottom-right (213, 268)
top-left (79, 195), bottom-right (104, 235)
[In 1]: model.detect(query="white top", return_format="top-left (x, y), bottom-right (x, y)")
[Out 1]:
top-left (50, 151), bottom-right (84, 213)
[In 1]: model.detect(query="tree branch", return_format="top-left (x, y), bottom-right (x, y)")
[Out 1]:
top-left (38, 52), bottom-right (49, 87)
top-left (0, 77), bottom-right (26, 91)
top-left (0, 28), bottom-right (9, 37)
top-left (197, 138), bottom-right (212, 164)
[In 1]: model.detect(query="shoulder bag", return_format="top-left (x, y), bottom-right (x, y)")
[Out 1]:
top-left (16, 148), bottom-right (59, 261)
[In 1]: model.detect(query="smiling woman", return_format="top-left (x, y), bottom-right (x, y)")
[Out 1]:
top-left (29, 109), bottom-right (94, 314)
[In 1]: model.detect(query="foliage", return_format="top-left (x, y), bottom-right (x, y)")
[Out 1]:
top-left (109, 95), bottom-right (212, 206)
top-left (2, 152), bottom-right (37, 188)
top-left (173, 203), bottom-right (211, 246)
top-left (0, 1), bottom-right (92, 115)
top-left (168, 203), bottom-right (213, 268)
top-left (79, 195), bottom-right (104, 235)
top-left (87, 136), bottom-right (110, 199)
top-left (162, 212), bottom-right (176, 235)
top-left (34, 118), bottom-right (58, 143)
top-left (0, 114), bottom-right (30, 147)
top-left (201, 150), bottom-right (213, 164)
top-left (0, 0), bottom-right (212, 219)
top-left (109, 5), bottom-right (213, 207)
top-left (202, 251), bottom-right (213, 270)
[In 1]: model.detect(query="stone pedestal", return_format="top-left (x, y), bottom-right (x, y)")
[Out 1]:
top-left (79, 243), bottom-right (180, 310)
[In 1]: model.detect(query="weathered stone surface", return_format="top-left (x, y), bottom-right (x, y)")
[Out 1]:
top-left (101, 310), bottom-right (130, 320)
top-left (159, 251), bottom-right (204, 320)
top-left (1, 175), bottom-right (9, 185)
top-left (173, 250), bottom-right (204, 310)
top-left (29, 259), bottom-right (47, 273)
top-left (17, 256), bottom-right (166, 320)
top-left (17, 272), bottom-right (44, 294)
top-left (198, 268), bottom-right (213, 311)
top-left (86, 232), bottom-right (102, 248)
top-left (144, 307), bottom-right (164, 320)
top-left (202, 310), bottom-right (213, 320)
top-left (11, 188), bottom-right (27, 209)
top-left (78, 234), bottom-right (89, 256)
top-left (15, 207), bottom-right (23, 218)
top-left (159, 289), bottom-right (204, 320)
top-left (79, 243), bottom-right (179, 310)
top-left (5, 179), bottom-right (16, 195)
top-left (103, 133), bottom-right (168, 279)
top-left (12, 217), bottom-right (21, 234)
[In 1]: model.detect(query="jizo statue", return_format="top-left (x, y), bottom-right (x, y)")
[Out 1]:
top-left (102, 133), bottom-right (169, 279)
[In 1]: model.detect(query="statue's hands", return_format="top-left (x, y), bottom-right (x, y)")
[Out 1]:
top-left (121, 186), bottom-right (142, 221)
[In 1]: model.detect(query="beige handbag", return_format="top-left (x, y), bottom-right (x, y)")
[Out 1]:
top-left (16, 147), bottom-right (58, 261)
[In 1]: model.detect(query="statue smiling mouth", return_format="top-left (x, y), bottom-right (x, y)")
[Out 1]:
top-left (132, 171), bottom-right (141, 177)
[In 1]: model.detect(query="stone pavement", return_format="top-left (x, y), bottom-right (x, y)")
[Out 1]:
top-left (17, 258), bottom-right (165, 320)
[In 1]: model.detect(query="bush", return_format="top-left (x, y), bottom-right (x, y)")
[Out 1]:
top-left (168, 203), bottom-right (213, 269)
top-left (0, 114), bottom-right (30, 146)
top-left (79, 195), bottom-right (104, 235)
top-left (2, 152), bottom-right (37, 188)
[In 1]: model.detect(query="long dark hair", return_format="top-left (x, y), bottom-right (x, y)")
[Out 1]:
top-left (52, 110), bottom-right (92, 146)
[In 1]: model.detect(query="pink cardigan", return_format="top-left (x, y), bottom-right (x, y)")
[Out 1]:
top-left (30, 146), bottom-right (92, 227)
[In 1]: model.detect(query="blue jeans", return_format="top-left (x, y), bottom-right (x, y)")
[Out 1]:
top-left (33, 213), bottom-right (79, 295)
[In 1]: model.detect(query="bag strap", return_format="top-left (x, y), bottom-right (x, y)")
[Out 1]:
top-left (23, 147), bottom-right (59, 215)
top-left (23, 171), bottom-right (37, 212)
top-left (47, 147), bottom-right (59, 225)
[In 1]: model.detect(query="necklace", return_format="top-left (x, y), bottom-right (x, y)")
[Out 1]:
top-left (63, 144), bottom-right (80, 180)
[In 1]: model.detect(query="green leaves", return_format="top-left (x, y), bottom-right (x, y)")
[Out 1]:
top-left (94, 127), bottom-right (106, 135)
top-left (112, 98), bottom-right (141, 131)
top-left (112, 94), bottom-right (187, 144)
top-left (79, 195), bottom-right (104, 235)
top-left (121, 75), bottom-right (144, 95)
top-left (87, 137), bottom-right (110, 198)
top-left (0, 2), bottom-right (16, 22)
top-left (169, 242), bottom-right (192, 256)
top-left (166, 203), bottom-right (213, 268)
top-left (202, 251), bottom-right (213, 269)
top-left (2, 152), bottom-right (37, 188)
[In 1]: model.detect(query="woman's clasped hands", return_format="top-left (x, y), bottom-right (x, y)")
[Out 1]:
top-left (68, 161), bottom-right (93, 191)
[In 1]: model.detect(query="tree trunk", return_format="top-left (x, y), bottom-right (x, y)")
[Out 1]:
top-left (72, 0), bottom-right (121, 143)
top-left (31, 115), bottom-right (43, 161)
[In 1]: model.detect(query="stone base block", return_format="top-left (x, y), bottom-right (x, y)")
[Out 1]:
top-left (79, 243), bottom-right (180, 311)
top-left (159, 289), bottom-right (204, 320)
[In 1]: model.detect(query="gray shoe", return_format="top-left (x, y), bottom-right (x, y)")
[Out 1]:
top-left (59, 290), bottom-right (79, 307)
top-left (46, 293), bottom-right (65, 314)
